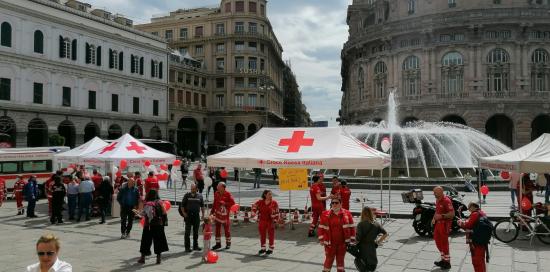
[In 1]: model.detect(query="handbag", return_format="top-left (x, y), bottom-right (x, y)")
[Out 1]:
top-left (346, 244), bottom-right (360, 258)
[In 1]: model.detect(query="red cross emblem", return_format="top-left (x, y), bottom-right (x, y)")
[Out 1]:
top-left (278, 131), bottom-right (314, 153)
top-left (126, 141), bottom-right (147, 154)
top-left (99, 142), bottom-right (117, 154)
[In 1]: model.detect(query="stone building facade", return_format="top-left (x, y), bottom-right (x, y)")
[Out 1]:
top-left (0, 0), bottom-right (168, 148)
top-left (339, 0), bottom-right (550, 148)
top-left (283, 63), bottom-right (313, 127)
top-left (136, 0), bottom-right (288, 155)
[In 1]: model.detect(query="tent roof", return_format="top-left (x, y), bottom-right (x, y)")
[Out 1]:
top-left (207, 127), bottom-right (391, 169)
top-left (82, 134), bottom-right (175, 166)
top-left (479, 133), bottom-right (550, 173)
top-left (54, 137), bottom-right (108, 164)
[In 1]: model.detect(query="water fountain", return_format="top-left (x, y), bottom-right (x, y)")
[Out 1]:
top-left (343, 89), bottom-right (511, 179)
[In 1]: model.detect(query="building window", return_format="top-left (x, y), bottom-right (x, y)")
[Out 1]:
top-left (235, 78), bottom-right (245, 88)
top-left (1, 22), bottom-right (12, 47)
top-left (448, 0), bottom-right (456, 8)
top-left (169, 88), bottom-right (175, 103)
top-left (236, 1), bottom-right (245, 12)
top-left (402, 56), bottom-right (421, 96)
top-left (201, 77), bottom-right (206, 88)
top-left (260, 4), bottom-right (265, 16)
top-left (185, 74), bottom-right (191, 85)
top-left (216, 43), bottom-right (225, 53)
top-left (0, 78), bottom-right (10, 101)
top-left (486, 48), bottom-right (510, 93)
top-left (225, 2), bottom-right (231, 13)
top-left (153, 100), bottom-right (159, 116)
top-left (408, 0), bottom-right (415, 14)
top-left (109, 49), bottom-right (119, 69)
top-left (195, 26), bottom-right (203, 37)
top-left (248, 94), bottom-right (257, 107)
top-left (85, 43), bottom-right (96, 65)
top-left (180, 28), bottom-right (188, 40)
top-left (440, 33), bottom-right (464, 42)
top-left (357, 67), bottom-right (365, 100)
top-left (118, 52), bottom-right (124, 71)
top-left (249, 2), bottom-right (257, 13)
top-left (249, 57), bottom-right (257, 70)
top-left (216, 23), bottom-right (225, 35)
top-left (260, 94), bottom-right (265, 106)
top-left (151, 32), bottom-right (159, 36)
top-left (216, 94), bottom-right (225, 108)
top-left (235, 22), bottom-right (245, 33)
top-left (216, 78), bottom-right (225, 89)
top-left (235, 57), bottom-right (245, 70)
top-left (235, 94), bottom-right (244, 107)
top-left (62, 87), bottom-right (71, 107)
top-left (151, 60), bottom-right (159, 78)
top-left (485, 30), bottom-right (511, 40)
top-left (195, 45), bottom-right (203, 55)
top-left (88, 90), bottom-right (96, 110)
top-left (165, 30), bottom-right (173, 41)
top-left (248, 77), bottom-right (257, 88)
top-left (249, 42), bottom-right (257, 51)
top-left (528, 31), bottom-right (550, 40)
top-left (216, 58), bottom-right (225, 72)
top-left (260, 59), bottom-right (265, 71)
top-left (33, 83), bottom-right (43, 104)
top-left (531, 49), bottom-right (550, 92)
top-left (59, 36), bottom-right (72, 59)
top-left (111, 94), bottom-right (118, 112)
top-left (34, 30), bottom-right (44, 54)
top-left (249, 23), bottom-right (257, 34)
top-left (177, 89), bottom-right (184, 104)
top-left (441, 52), bottom-right (464, 94)
top-left (186, 91), bottom-right (191, 105)
top-left (201, 94), bottom-right (206, 107)
top-left (177, 72), bottom-right (184, 83)
top-left (374, 61), bottom-right (387, 98)
top-left (235, 41), bottom-right (245, 51)
top-left (193, 76), bottom-right (199, 87)
top-left (193, 93), bottom-right (199, 106)
top-left (133, 97), bottom-right (139, 114)
top-left (178, 47), bottom-right (188, 56)
top-left (131, 55), bottom-right (140, 74)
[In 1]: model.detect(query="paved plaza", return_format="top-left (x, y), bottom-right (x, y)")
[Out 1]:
top-left (0, 199), bottom-right (548, 272)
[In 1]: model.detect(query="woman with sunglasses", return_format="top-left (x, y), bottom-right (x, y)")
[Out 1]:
top-left (27, 233), bottom-right (72, 272)
top-left (251, 190), bottom-right (279, 255)
top-left (318, 198), bottom-right (355, 272)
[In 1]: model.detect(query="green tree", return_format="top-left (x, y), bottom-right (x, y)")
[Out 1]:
top-left (49, 134), bottom-right (65, 146)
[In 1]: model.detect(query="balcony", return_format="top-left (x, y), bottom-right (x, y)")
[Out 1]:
top-left (230, 106), bottom-right (267, 112)
top-left (530, 91), bottom-right (550, 98)
top-left (482, 91), bottom-right (517, 98)
top-left (436, 92), bottom-right (469, 99)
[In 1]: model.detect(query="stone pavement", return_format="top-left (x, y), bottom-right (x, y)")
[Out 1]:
top-left (0, 201), bottom-right (549, 272)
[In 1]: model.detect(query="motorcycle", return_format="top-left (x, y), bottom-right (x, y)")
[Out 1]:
top-left (404, 185), bottom-right (468, 237)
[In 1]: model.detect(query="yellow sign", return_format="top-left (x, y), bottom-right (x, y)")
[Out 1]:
top-left (278, 168), bottom-right (308, 191)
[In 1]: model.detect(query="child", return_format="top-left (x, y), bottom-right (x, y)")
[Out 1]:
top-left (203, 215), bottom-right (213, 262)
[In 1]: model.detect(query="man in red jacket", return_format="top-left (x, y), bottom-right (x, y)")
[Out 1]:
top-left (308, 175), bottom-right (332, 237)
top-left (194, 164), bottom-right (205, 194)
top-left (432, 186), bottom-right (455, 270)
top-left (45, 174), bottom-right (55, 216)
top-left (13, 175), bottom-right (27, 214)
top-left (458, 202), bottom-right (487, 272)
top-left (211, 182), bottom-right (235, 250)
top-left (251, 190), bottom-right (279, 255)
top-left (144, 171), bottom-right (159, 195)
top-left (318, 198), bottom-right (355, 272)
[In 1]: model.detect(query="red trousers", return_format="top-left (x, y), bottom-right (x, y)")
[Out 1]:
top-left (259, 220), bottom-right (275, 249)
top-left (215, 220), bottom-right (231, 244)
top-left (471, 244), bottom-right (486, 272)
top-left (434, 222), bottom-right (450, 261)
top-left (309, 207), bottom-right (323, 232)
top-left (15, 192), bottom-right (24, 210)
top-left (323, 244), bottom-right (346, 272)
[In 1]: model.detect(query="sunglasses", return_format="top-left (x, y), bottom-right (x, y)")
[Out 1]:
top-left (37, 251), bottom-right (55, 256)
top-left (331, 202), bottom-right (341, 205)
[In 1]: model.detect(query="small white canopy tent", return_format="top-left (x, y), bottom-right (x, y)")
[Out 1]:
top-left (479, 133), bottom-right (550, 208)
top-left (54, 137), bottom-right (108, 164)
top-left (82, 134), bottom-right (176, 166)
top-left (207, 127), bottom-right (391, 169)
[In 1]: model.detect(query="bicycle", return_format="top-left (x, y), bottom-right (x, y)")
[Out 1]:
top-left (493, 209), bottom-right (550, 245)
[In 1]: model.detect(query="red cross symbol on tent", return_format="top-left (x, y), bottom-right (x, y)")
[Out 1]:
top-left (99, 142), bottom-right (117, 154)
top-left (126, 141), bottom-right (147, 154)
top-left (278, 131), bottom-right (314, 153)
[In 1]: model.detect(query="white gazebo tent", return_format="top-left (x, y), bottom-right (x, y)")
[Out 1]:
top-left (207, 127), bottom-right (391, 215)
top-left (54, 137), bottom-right (108, 164)
top-left (479, 133), bottom-right (550, 207)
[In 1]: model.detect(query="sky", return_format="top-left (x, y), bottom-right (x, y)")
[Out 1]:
top-left (83, 0), bottom-right (351, 126)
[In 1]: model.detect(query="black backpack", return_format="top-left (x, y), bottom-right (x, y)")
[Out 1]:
top-left (472, 215), bottom-right (493, 245)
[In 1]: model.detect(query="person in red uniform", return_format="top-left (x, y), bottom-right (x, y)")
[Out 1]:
top-left (518, 173), bottom-right (535, 216)
top-left (339, 181), bottom-right (351, 211)
top-left (458, 202), bottom-right (487, 272)
top-left (318, 198), bottom-right (355, 272)
top-left (308, 175), bottom-right (332, 237)
top-left (144, 171), bottom-right (159, 195)
top-left (0, 177), bottom-right (6, 208)
top-left (132, 172), bottom-right (144, 200)
top-left (45, 174), bottom-right (55, 216)
top-left (211, 182), bottom-right (235, 250)
top-left (330, 176), bottom-right (341, 196)
top-left (318, 173), bottom-right (328, 208)
top-left (14, 175), bottom-right (27, 215)
top-left (194, 164), bottom-right (205, 194)
top-left (432, 186), bottom-right (455, 270)
top-left (251, 189), bottom-right (279, 255)
top-left (91, 169), bottom-right (103, 188)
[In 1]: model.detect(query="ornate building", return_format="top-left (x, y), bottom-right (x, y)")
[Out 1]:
top-left (283, 63), bottom-right (313, 127)
top-left (136, 0), bottom-right (287, 155)
top-left (0, 0), bottom-right (168, 148)
top-left (339, 0), bottom-right (550, 148)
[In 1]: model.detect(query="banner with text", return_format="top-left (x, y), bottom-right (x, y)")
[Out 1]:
top-left (278, 168), bottom-right (308, 191)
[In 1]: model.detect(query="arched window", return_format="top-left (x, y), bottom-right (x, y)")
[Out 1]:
top-left (357, 67), bottom-right (365, 100)
top-left (1, 22), bottom-right (12, 47)
top-left (374, 61), bottom-right (387, 98)
top-left (441, 51), bottom-right (464, 94)
top-left (59, 36), bottom-right (72, 59)
top-left (486, 48), bottom-right (510, 93)
top-left (408, 0), bottom-right (416, 14)
top-left (402, 55), bottom-right (420, 96)
top-left (530, 48), bottom-right (549, 92)
top-left (34, 30), bottom-right (43, 54)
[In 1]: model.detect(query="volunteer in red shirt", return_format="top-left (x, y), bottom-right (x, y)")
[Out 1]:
top-left (144, 171), bottom-right (159, 195)
top-left (91, 169), bottom-right (103, 188)
top-left (308, 175), bottom-right (332, 237)
top-left (0, 177), bottom-right (6, 207)
top-left (45, 174), bottom-right (55, 216)
top-left (458, 202), bottom-right (487, 272)
top-left (194, 164), bottom-right (205, 194)
top-left (339, 181), bottom-right (352, 211)
top-left (131, 172), bottom-right (144, 199)
top-left (211, 182), bottom-right (235, 250)
top-left (318, 198), bottom-right (355, 272)
top-left (318, 173), bottom-right (328, 208)
top-left (251, 190), bottom-right (279, 255)
top-left (330, 176), bottom-right (341, 196)
top-left (219, 167), bottom-right (228, 183)
top-left (14, 175), bottom-right (27, 215)
top-left (432, 186), bottom-right (455, 270)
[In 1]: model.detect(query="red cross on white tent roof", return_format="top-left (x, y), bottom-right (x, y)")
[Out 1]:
top-left (278, 131), bottom-right (314, 153)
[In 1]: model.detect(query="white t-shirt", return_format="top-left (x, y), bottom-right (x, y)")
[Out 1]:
top-left (27, 258), bottom-right (72, 272)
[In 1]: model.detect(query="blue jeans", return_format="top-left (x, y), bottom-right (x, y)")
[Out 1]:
top-left (254, 175), bottom-right (261, 188)
top-left (67, 194), bottom-right (78, 219)
top-left (78, 193), bottom-right (92, 220)
top-left (545, 185), bottom-right (550, 204)
top-left (510, 189), bottom-right (518, 205)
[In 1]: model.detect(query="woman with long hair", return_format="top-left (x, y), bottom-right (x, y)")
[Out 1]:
top-left (355, 207), bottom-right (388, 272)
top-left (137, 189), bottom-right (169, 264)
top-left (251, 190), bottom-right (279, 255)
